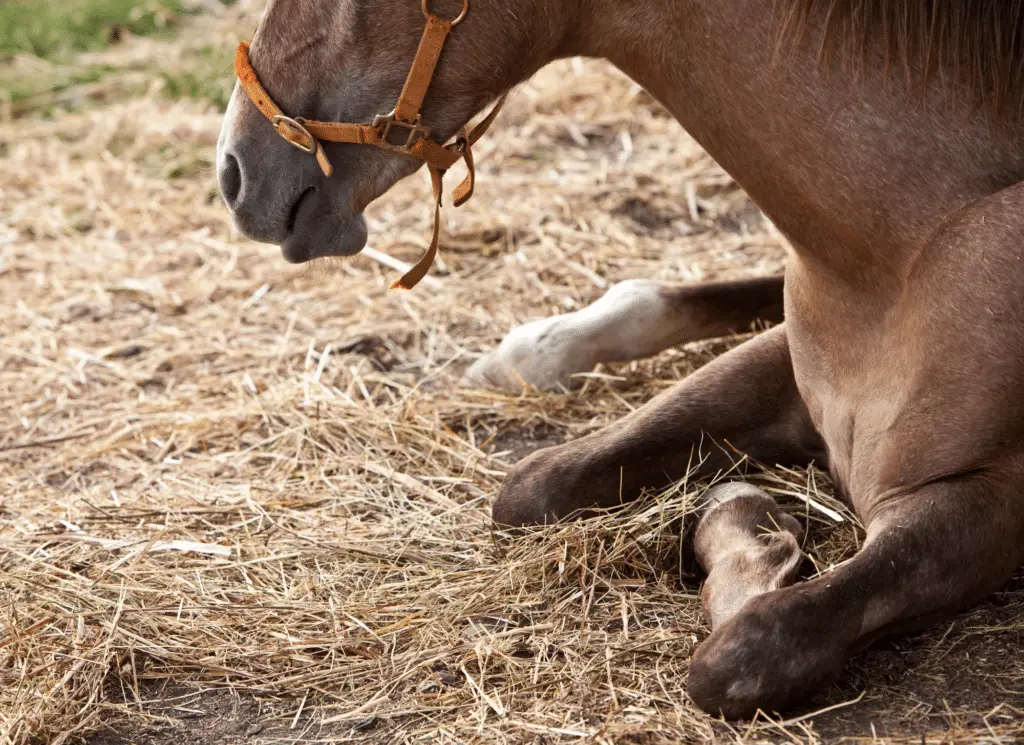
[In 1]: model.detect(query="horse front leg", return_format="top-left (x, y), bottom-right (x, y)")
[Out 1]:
top-left (687, 475), bottom-right (1024, 718)
top-left (466, 275), bottom-right (784, 392)
top-left (694, 482), bottom-right (807, 629)
top-left (492, 323), bottom-right (825, 526)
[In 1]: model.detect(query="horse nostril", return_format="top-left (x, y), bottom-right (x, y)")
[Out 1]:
top-left (219, 153), bottom-right (243, 209)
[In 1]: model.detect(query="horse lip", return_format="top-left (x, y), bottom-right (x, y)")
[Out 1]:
top-left (279, 188), bottom-right (317, 263)
top-left (281, 238), bottom-right (311, 263)
top-left (286, 187), bottom-right (315, 235)
top-left (280, 210), bottom-right (368, 263)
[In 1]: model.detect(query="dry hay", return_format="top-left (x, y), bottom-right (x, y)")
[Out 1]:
top-left (2, 5), bottom-right (1024, 745)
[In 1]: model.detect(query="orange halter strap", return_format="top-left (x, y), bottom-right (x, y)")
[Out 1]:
top-left (234, 0), bottom-right (505, 290)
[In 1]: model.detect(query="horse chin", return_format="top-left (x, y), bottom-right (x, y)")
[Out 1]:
top-left (280, 210), bottom-right (368, 264)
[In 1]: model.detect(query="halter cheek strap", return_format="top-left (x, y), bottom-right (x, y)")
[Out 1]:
top-left (233, 0), bottom-right (506, 290)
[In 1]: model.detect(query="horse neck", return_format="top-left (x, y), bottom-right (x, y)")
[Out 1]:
top-left (563, 0), bottom-right (1024, 282)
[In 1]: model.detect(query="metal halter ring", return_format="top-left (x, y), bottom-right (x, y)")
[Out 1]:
top-left (422, 0), bottom-right (468, 25)
top-left (271, 115), bottom-right (317, 154)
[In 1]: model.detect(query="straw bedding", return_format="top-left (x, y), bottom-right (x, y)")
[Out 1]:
top-left (2, 4), bottom-right (1023, 744)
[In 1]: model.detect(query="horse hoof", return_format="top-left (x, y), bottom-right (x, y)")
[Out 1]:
top-left (695, 482), bottom-right (805, 629)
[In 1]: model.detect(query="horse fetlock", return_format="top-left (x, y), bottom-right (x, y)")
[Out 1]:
top-left (464, 314), bottom-right (599, 393)
top-left (695, 483), bottom-right (805, 629)
top-left (464, 279), bottom-right (681, 393)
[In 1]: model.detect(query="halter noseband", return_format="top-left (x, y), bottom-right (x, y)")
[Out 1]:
top-left (234, 0), bottom-right (505, 290)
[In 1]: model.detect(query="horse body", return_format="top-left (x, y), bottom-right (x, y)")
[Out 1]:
top-left (603, 0), bottom-right (1024, 513)
top-left (602, 1), bottom-right (1024, 265)
top-left (217, 0), bottom-right (1024, 718)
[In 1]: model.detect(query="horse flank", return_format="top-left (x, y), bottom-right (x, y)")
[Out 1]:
top-left (779, 0), bottom-right (1024, 113)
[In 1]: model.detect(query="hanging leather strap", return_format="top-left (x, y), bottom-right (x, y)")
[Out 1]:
top-left (233, 0), bottom-right (506, 290)
top-left (394, 166), bottom-right (446, 291)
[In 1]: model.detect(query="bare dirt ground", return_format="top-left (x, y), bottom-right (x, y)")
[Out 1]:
top-left (2, 4), bottom-right (1023, 744)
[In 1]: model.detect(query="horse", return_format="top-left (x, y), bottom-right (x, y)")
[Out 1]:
top-left (216, 0), bottom-right (1024, 719)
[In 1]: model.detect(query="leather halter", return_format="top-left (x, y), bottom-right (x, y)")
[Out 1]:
top-left (234, 0), bottom-right (505, 290)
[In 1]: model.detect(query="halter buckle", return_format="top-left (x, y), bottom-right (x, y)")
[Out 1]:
top-left (422, 0), bottom-right (469, 25)
top-left (272, 115), bottom-right (318, 154)
top-left (373, 111), bottom-right (430, 151)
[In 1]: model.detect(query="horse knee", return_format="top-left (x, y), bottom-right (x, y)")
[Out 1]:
top-left (687, 588), bottom-right (851, 719)
top-left (491, 445), bottom-right (589, 527)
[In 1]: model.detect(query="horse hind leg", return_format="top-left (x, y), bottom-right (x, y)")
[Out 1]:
top-left (464, 274), bottom-right (784, 392)
top-left (695, 482), bottom-right (805, 630)
top-left (687, 476), bottom-right (1024, 719)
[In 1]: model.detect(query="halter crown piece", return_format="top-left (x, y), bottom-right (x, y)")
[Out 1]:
top-left (234, 0), bottom-right (505, 290)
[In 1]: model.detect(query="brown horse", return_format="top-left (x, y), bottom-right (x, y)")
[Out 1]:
top-left (217, 0), bottom-right (1024, 719)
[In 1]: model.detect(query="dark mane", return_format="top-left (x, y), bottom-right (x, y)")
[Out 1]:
top-left (779, 1), bottom-right (1024, 114)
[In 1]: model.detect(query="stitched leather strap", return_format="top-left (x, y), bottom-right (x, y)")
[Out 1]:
top-left (394, 15), bottom-right (454, 124)
top-left (235, 43), bottom-right (380, 151)
top-left (233, 4), bottom-right (505, 290)
top-left (237, 41), bottom-right (503, 174)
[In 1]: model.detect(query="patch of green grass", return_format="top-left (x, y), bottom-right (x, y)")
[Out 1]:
top-left (0, 1), bottom-right (239, 117)
top-left (0, 63), bottom-right (118, 103)
top-left (160, 43), bottom-right (235, 111)
top-left (0, 0), bottom-right (191, 62)
top-left (164, 152), bottom-right (214, 179)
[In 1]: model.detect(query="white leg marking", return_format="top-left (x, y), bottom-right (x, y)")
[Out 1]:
top-left (464, 280), bottom-right (686, 392)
